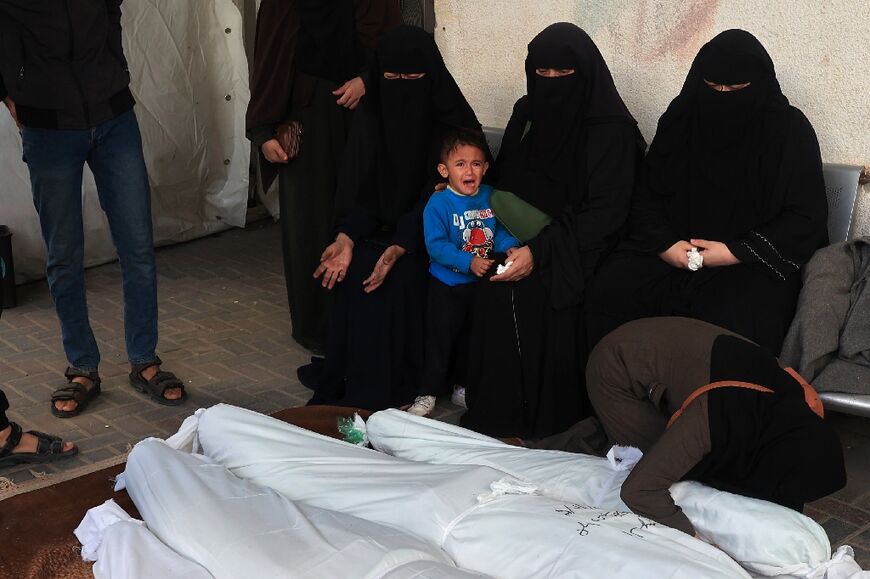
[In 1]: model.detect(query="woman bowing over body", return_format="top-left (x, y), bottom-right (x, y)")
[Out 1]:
top-left (461, 23), bottom-right (646, 438)
top-left (300, 26), bottom-right (487, 410)
top-left (586, 30), bottom-right (828, 354)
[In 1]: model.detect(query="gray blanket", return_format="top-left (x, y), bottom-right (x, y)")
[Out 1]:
top-left (781, 237), bottom-right (870, 394)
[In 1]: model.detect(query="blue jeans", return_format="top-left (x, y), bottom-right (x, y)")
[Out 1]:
top-left (22, 110), bottom-right (159, 372)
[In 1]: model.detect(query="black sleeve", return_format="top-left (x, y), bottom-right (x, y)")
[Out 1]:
top-left (105, 0), bottom-right (129, 72)
top-left (246, 0), bottom-right (298, 145)
top-left (0, 71), bottom-right (6, 102)
top-left (626, 153), bottom-right (681, 255)
top-left (391, 138), bottom-right (442, 254)
top-left (529, 124), bottom-right (639, 271)
top-left (335, 109), bottom-right (378, 243)
top-left (620, 397), bottom-right (712, 536)
top-left (727, 113), bottom-right (828, 281)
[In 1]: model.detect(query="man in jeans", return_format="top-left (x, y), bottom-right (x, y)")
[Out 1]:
top-left (0, 0), bottom-right (185, 417)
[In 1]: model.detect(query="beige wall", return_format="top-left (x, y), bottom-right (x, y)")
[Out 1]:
top-left (435, 0), bottom-right (869, 236)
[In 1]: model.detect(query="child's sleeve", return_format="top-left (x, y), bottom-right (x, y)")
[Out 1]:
top-left (424, 195), bottom-right (475, 274)
top-left (493, 223), bottom-right (520, 253)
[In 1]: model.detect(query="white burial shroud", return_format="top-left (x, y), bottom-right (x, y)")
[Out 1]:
top-left (366, 409), bottom-right (865, 579)
top-left (149, 404), bottom-right (749, 578)
top-left (120, 439), bottom-right (486, 579)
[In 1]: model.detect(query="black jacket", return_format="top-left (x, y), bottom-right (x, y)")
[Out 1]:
top-left (0, 0), bottom-right (134, 129)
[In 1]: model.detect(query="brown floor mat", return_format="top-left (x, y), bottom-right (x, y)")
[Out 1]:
top-left (0, 405), bottom-right (370, 578)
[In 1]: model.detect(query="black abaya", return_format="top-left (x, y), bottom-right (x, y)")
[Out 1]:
top-left (300, 26), bottom-right (485, 409)
top-left (461, 24), bottom-right (645, 438)
top-left (246, 1), bottom-right (399, 352)
top-left (586, 30), bottom-right (828, 354)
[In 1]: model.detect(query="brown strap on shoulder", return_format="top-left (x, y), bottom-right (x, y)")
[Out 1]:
top-left (666, 381), bottom-right (773, 429)
top-left (666, 367), bottom-right (825, 429)
top-left (783, 366), bottom-right (825, 419)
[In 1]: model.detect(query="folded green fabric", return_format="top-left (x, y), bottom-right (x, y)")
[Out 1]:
top-left (490, 189), bottom-right (552, 243)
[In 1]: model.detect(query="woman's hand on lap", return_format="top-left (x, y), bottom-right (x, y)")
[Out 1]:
top-left (690, 239), bottom-right (740, 267)
top-left (261, 138), bottom-right (288, 164)
top-left (470, 256), bottom-right (495, 277)
top-left (333, 76), bottom-right (366, 110)
top-left (659, 240), bottom-right (696, 269)
top-left (313, 233), bottom-right (354, 289)
top-left (363, 245), bottom-right (406, 293)
top-left (491, 246), bottom-right (534, 282)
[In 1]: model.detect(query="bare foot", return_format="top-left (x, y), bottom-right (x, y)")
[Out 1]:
top-left (138, 365), bottom-right (183, 401)
top-left (0, 425), bottom-right (76, 454)
top-left (54, 376), bottom-right (94, 413)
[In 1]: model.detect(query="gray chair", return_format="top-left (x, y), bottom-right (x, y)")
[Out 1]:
top-left (483, 126), bottom-right (505, 159)
top-left (823, 163), bottom-right (863, 243)
top-left (817, 163), bottom-right (870, 417)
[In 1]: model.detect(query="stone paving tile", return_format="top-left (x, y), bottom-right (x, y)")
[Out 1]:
top-left (1, 219), bottom-right (869, 561)
top-left (821, 518), bottom-right (861, 545)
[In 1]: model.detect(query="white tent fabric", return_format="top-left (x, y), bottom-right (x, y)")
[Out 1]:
top-left (365, 409), bottom-right (865, 579)
top-left (0, 0), bottom-right (251, 283)
top-left (119, 404), bottom-right (751, 578)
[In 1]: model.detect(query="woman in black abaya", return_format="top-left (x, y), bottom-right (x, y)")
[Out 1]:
top-left (585, 30), bottom-right (828, 355)
top-left (300, 26), bottom-right (485, 410)
top-left (246, 1), bottom-right (399, 353)
top-left (460, 23), bottom-right (646, 438)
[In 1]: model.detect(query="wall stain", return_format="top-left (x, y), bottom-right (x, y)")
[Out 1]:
top-left (645, 0), bottom-right (721, 63)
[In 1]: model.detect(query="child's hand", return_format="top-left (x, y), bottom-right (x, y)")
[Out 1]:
top-left (470, 256), bottom-right (494, 277)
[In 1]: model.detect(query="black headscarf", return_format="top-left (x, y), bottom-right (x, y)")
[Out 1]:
top-left (634, 30), bottom-right (827, 276)
top-left (246, 0), bottom-right (400, 190)
top-left (498, 22), bottom-right (637, 217)
top-left (336, 26), bottom-right (483, 243)
top-left (689, 335), bottom-right (847, 509)
top-left (295, 0), bottom-right (364, 84)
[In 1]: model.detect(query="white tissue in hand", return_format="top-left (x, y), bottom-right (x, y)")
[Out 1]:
top-left (687, 248), bottom-right (704, 271)
top-left (496, 260), bottom-right (514, 275)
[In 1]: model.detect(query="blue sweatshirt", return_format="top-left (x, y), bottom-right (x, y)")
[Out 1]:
top-left (423, 184), bottom-right (520, 286)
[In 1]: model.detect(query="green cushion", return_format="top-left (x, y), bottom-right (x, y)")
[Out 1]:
top-left (490, 188), bottom-right (552, 243)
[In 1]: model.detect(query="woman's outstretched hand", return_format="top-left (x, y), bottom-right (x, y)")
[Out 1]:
top-left (690, 239), bottom-right (739, 267)
top-left (659, 240), bottom-right (696, 269)
top-left (313, 233), bottom-right (354, 289)
top-left (363, 245), bottom-right (406, 293)
top-left (333, 76), bottom-right (365, 110)
top-left (490, 246), bottom-right (534, 282)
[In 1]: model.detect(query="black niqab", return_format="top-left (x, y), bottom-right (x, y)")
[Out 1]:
top-left (343, 25), bottom-right (482, 227)
top-left (498, 22), bottom-right (636, 217)
top-left (637, 29), bottom-right (826, 260)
